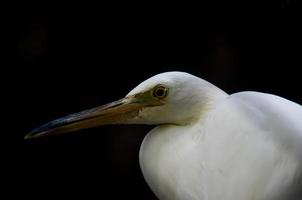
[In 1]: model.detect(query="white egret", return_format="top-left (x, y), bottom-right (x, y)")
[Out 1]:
top-left (25, 72), bottom-right (302, 200)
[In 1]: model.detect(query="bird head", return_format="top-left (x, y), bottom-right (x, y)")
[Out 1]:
top-left (25, 72), bottom-right (226, 139)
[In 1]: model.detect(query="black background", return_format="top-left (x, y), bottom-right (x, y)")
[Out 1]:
top-left (7, 1), bottom-right (302, 199)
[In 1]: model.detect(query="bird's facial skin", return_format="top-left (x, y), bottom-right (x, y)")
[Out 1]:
top-left (131, 84), bottom-right (169, 105)
top-left (24, 85), bottom-right (169, 139)
top-left (25, 72), bottom-right (227, 139)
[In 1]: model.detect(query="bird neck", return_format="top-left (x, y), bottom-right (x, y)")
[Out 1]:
top-left (182, 81), bottom-right (228, 126)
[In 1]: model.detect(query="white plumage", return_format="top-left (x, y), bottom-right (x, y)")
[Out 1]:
top-left (26, 72), bottom-right (302, 200)
top-left (131, 72), bottom-right (302, 200)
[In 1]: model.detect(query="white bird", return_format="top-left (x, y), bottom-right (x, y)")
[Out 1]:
top-left (25, 72), bottom-right (302, 200)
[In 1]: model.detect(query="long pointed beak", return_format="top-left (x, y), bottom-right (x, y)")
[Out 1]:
top-left (25, 96), bottom-right (146, 139)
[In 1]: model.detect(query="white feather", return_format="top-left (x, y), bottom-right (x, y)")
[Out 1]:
top-left (131, 72), bottom-right (302, 200)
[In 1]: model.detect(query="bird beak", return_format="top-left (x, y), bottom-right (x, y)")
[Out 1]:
top-left (25, 95), bottom-right (160, 139)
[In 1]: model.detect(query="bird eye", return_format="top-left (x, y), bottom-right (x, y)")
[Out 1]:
top-left (153, 86), bottom-right (168, 99)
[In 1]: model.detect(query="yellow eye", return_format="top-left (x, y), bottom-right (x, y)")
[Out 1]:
top-left (153, 86), bottom-right (168, 99)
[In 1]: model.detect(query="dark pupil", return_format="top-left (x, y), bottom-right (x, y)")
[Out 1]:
top-left (155, 88), bottom-right (165, 97)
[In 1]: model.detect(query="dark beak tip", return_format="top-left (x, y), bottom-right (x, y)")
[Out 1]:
top-left (24, 133), bottom-right (36, 140)
top-left (24, 130), bottom-right (43, 140)
top-left (24, 132), bottom-right (35, 140)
